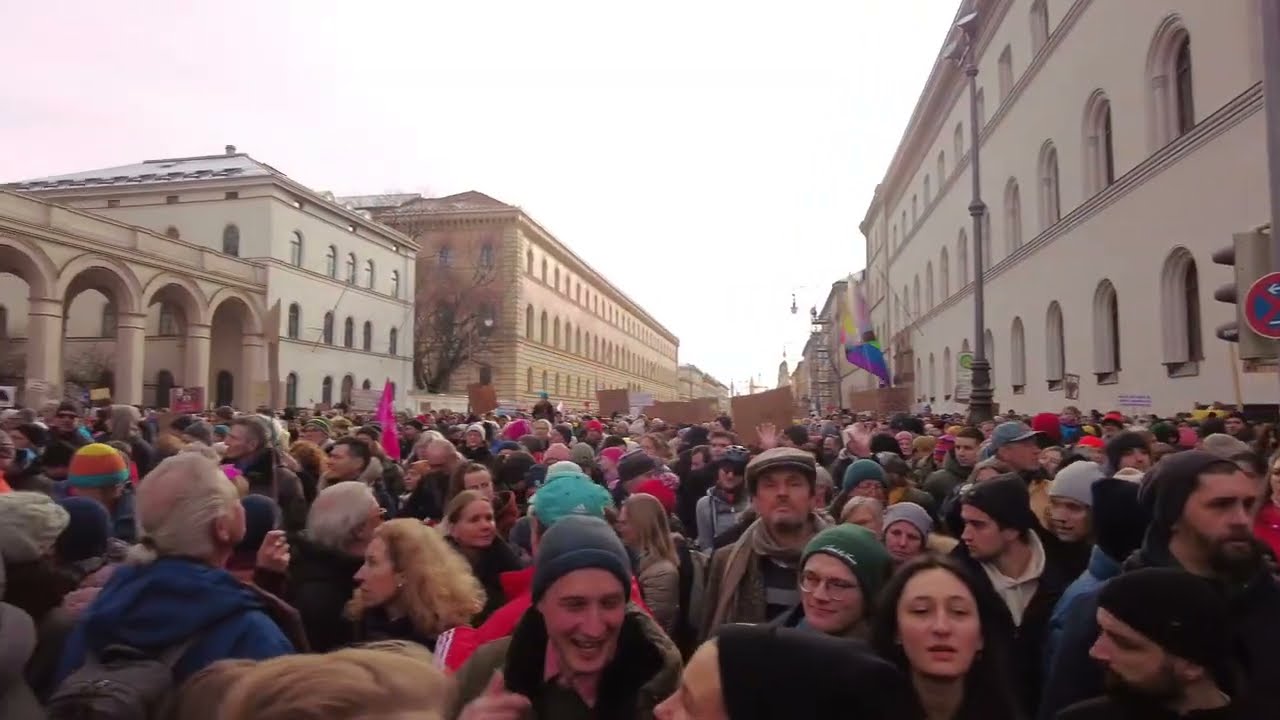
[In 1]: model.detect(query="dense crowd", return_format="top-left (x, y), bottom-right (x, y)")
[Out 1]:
top-left (1, 397), bottom-right (1277, 719)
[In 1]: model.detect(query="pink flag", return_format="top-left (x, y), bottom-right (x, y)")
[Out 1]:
top-left (376, 380), bottom-right (400, 461)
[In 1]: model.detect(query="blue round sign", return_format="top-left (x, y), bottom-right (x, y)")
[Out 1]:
top-left (1244, 271), bottom-right (1280, 340)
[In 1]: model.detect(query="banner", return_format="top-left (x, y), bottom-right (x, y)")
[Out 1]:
top-left (169, 387), bottom-right (205, 413)
top-left (954, 352), bottom-right (974, 402)
top-left (349, 388), bottom-right (382, 412)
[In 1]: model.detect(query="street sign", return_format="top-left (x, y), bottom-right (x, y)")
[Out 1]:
top-left (1244, 271), bottom-right (1280, 339)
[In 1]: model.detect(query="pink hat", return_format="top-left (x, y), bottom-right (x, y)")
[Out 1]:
top-left (600, 446), bottom-right (625, 465)
top-left (544, 443), bottom-right (572, 463)
top-left (1178, 427), bottom-right (1198, 449)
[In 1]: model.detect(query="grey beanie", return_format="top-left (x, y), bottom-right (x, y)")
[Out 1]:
top-left (182, 421), bottom-right (214, 446)
top-left (1049, 461), bottom-right (1104, 506)
top-left (532, 515), bottom-right (632, 603)
top-left (882, 502), bottom-right (932, 540)
top-left (0, 492), bottom-right (71, 564)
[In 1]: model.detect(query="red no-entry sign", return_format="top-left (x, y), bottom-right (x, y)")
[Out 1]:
top-left (1245, 271), bottom-right (1280, 340)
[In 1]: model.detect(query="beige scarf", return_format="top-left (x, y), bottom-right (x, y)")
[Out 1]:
top-left (708, 512), bottom-right (830, 631)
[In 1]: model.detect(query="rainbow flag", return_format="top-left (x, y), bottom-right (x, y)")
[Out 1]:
top-left (839, 276), bottom-right (891, 387)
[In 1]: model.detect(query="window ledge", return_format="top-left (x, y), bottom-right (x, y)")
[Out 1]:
top-left (1012, 385), bottom-right (1025, 395)
top-left (1047, 380), bottom-right (1063, 391)
top-left (1096, 372), bottom-right (1119, 385)
top-left (1165, 361), bottom-right (1200, 378)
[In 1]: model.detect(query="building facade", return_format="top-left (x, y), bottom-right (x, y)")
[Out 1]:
top-left (349, 191), bottom-right (679, 408)
top-left (860, 0), bottom-right (1271, 415)
top-left (0, 190), bottom-right (267, 407)
top-left (676, 364), bottom-right (730, 409)
top-left (5, 147), bottom-right (417, 409)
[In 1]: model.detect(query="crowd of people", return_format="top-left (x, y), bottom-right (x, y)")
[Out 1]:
top-left (1, 396), bottom-right (1277, 719)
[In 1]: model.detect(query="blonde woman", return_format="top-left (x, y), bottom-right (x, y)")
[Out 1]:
top-left (617, 493), bottom-right (680, 634)
top-left (346, 519), bottom-right (484, 651)
top-left (212, 645), bottom-right (453, 720)
top-left (638, 432), bottom-right (673, 463)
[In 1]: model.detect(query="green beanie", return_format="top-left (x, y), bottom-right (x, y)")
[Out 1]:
top-left (802, 524), bottom-right (891, 605)
top-left (842, 458), bottom-right (887, 492)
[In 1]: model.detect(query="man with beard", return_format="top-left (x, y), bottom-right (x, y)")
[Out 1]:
top-left (398, 438), bottom-right (458, 521)
top-left (700, 447), bottom-right (831, 638)
top-left (1058, 568), bottom-right (1236, 719)
top-left (1038, 451), bottom-right (1280, 720)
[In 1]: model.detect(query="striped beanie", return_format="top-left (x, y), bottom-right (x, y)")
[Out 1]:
top-left (67, 443), bottom-right (130, 489)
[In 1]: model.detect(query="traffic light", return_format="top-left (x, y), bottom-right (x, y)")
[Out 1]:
top-left (1212, 225), bottom-right (1277, 361)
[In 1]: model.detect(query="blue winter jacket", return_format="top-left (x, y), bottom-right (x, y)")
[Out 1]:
top-left (55, 557), bottom-right (294, 686)
top-left (1042, 545), bottom-right (1120, 679)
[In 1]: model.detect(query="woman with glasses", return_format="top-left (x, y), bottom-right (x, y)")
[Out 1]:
top-left (769, 524), bottom-right (890, 641)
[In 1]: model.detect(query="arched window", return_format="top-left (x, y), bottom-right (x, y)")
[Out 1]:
top-left (526, 305), bottom-right (535, 339)
top-left (101, 302), bottom-right (117, 337)
top-left (362, 321), bottom-right (372, 351)
top-left (1038, 141), bottom-right (1061, 230)
top-left (321, 376), bottom-right (333, 405)
top-left (1046, 301), bottom-right (1066, 388)
top-left (325, 245), bottom-right (337, 278)
top-left (362, 379), bottom-right (372, 390)
top-left (345, 253), bottom-right (357, 284)
top-left (925, 262), bottom-right (935, 309)
top-left (913, 276), bottom-right (921, 316)
top-left (289, 231), bottom-right (303, 266)
top-left (1084, 91), bottom-right (1117, 194)
top-left (911, 195), bottom-right (918, 225)
top-left (940, 247), bottom-right (951, 298)
top-left (554, 267), bottom-right (560, 292)
top-left (479, 243), bottom-right (494, 269)
top-left (389, 328), bottom-right (398, 355)
top-left (364, 260), bottom-right (375, 289)
top-left (287, 303), bottom-right (301, 339)
top-left (976, 87), bottom-right (986, 128)
top-left (438, 247), bottom-right (452, 267)
top-left (997, 45), bottom-right (1014, 101)
top-left (924, 175), bottom-right (932, 205)
top-left (540, 311), bottom-right (548, 343)
top-left (527, 367), bottom-right (534, 392)
top-left (957, 229), bottom-right (969, 286)
top-left (1147, 19), bottom-right (1195, 148)
top-left (322, 312), bottom-right (334, 344)
top-left (541, 258), bottom-right (548, 282)
top-left (343, 317), bottom-right (354, 348)
top-left (286, 372), bottom-right (299, 407)
top-left (928, 353), bottom-right (937, 400)
top-left (1004, 178), bottom-right (1023, 254)
top-left (165, 226), bottom-right (181, 240)
top-left (0, 304), bottom-right (6, 339)
top-left (158, 304), bottom-right (177, 336)
top-left (553, 317), bottom-right (561, 348)
top-left (216, 370), bottom-right (234, 407)
top-left (1030, 0), bottom-right (1049, 54)
top-left (155, 370), bottom-right (175, 408)
top-left (944, 347), bottom-right (953, 399)
top-left (526, 249), bottom-right (534, 274)
top-left (937, 150), bottom-right (946, 182)
top-left (576, 328), bottom-right (582, 355)
top-left (390, 270), bottom-right (400, 298)
top-left (341, 375), bottom-right (354, 405)
top-left (1093, 280), bottom-right (1121, 382)
top-left (1160, 247), bottom-right (1203, 376)
top-left (222, 225), bottom-right (240, 256)
top-left (554, 372), bottom-right (560, 394)
top-left (1010, 317), bottom-right (1027, 393)
top-left (954, 123), bottom-right (964, 158)
top-left (541, 370), bottom-right (548, 391)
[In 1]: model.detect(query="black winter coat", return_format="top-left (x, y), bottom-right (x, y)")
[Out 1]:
top-left (285, 534), bottom-right (363, 652)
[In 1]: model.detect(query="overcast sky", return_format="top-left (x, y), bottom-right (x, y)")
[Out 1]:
top-left (3, 0), bottom-right (956, 392)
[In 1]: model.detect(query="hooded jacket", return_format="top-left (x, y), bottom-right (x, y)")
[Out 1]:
top-left (923, 451), bottom-right (971, 507)
top-left (694, 485), bottom-right (748, 551)
top-left (54, 557), bottom-right (294, 686)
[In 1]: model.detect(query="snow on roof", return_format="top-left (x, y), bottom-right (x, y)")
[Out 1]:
top-left (11, 153), bottom-right (276, 191)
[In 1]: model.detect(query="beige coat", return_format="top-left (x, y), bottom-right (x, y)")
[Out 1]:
top-left (637, 556), bottom-right (680, 635)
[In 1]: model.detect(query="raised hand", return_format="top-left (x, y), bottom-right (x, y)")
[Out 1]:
top-left (457, 671), bottom-right (532, 720)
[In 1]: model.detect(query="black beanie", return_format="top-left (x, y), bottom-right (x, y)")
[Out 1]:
top-left (1098, 568), bottom-right (1229, 669)
top-left (961, 474), bottom-right (1038, 532)
top-left (1104, 431), bottom-right (1150, 472)
top-left (717, 624), bottom-right (911, 720)
top-left (1091, 478), bottom-right (1148, 562)
top-left (1139, 450), bottom-right (1233, 549)
top-left (531, 515), bottom-right (631, 602)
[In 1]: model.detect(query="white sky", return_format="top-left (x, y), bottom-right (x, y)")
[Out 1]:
top-left (2, 0), bottom-right (957, 391)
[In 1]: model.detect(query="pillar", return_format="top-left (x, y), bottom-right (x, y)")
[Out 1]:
top-left (184, 323), bottom-right (211, 393)
top-left (241, 333), bottom-right (267, 408)
top-left (112, 312), bottom-right (147, 406)
top-left (23, 297), bottom-right (64, 405)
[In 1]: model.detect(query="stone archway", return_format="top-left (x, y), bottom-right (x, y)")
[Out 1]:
top-left (57, 256), bottom-right (144, 404)
top-left (142, 275), bottom-right (209, 397)
top-left (0, 238), bottom-right (60, 402)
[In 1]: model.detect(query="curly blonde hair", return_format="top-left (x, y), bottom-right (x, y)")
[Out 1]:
top-left (345, 519), bottom-right (484, 636)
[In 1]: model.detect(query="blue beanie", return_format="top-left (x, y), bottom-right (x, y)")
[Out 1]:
top-left (55, 497), bottom-right (112, 563)
top-left (532, 515), bottom-right (632, 602)
top-left (236, 494), bottom-right (281, 556)
top-left (842, 459), bottom-right (888, 492)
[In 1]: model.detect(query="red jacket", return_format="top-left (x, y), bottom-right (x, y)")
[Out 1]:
top-left (1255, 503), bottom-right (1280, 560)
top-left (434, 565), bottom-right (651, 671)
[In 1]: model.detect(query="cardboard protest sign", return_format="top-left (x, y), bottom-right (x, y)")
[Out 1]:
top-left (730, 386), bottom-right (796, 446)
top-left (468, 383), bottom-right (499, 414)
top-left (595, 388), bottom-right (630, 416)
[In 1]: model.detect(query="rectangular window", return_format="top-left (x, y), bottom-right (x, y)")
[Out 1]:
top-left (106, 199), bottom-right (120, 208)
top-left (165, 195), bottom-right (179, 204)
top-left (225, 191), bottom-right (239, 200)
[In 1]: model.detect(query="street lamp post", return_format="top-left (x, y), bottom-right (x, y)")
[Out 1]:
top-left (948, 11), bottom-right (994, 423)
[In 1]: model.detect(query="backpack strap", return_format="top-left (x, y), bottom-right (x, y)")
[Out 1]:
top-left (155, 630), bottom-right (211, 669)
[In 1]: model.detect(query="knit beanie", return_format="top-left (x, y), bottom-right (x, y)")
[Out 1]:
top-left (54, 496), bottom-right (112, 563)
top-left (1140, 450), bottom-right (1228, 550)
top-left (1200, 433), bottom-right (1250, 459)
top-left (1098, 568), bottom-right (1229, 669)
top-left (617, 450), bottom-right (659, 483)
top-left (842, 459), bottom-right (887, 492)
top-left (632, 478), bottom-right (676, 515)
top-left (182, 421), bottom-right (214, 446)
top-left (236, 494), bottom-right (281, 557)
top-left (961, 475), bottom-right (1038, 531)
top-left (303, 417), bottom-right (332, 435)
top-left (531, 515), bottom-right (631, 602)
top-left (1077, 435), bottom-right (1104, 450)
top-left (545, 460), bottom-right (586, 483)
top-left (544, 442), bottom-right (573, 464)
top-left (599, 446), bottom-right (625, 466)
top-left (746, 447), bottom-right (817, 495)
top-left (882, 501), bottom-right (932, 540)
top-left (802, 524), bottom-right (891, 606)
top-left (531, 474), bottom-right (612, 528)
top-left (1049, 461), bottom-right (1104, 506)
top-left (1031, 412), bottom-right (1063, 445)
top-left (570, 442), bottom-right (596, 468)
top-left (0, 492), bottom-right (71, 563)
top-left (1091, 477), bottom-right (1149, 562)
top-left (67, 443), bottom-right (130, 489)
top-left (1104, 431), bottom-right (1150, 472)
top-left (12, 423), bottom-right (48, 449)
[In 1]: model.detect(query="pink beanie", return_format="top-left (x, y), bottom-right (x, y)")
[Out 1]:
top-left (544, 443), bottom-right (572, 463)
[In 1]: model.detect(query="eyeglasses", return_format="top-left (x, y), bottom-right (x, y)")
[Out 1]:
top-left (799, 570), bottom-right (859, 599)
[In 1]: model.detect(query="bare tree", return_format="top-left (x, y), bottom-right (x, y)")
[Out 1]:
top-left (0, 348), bottom-right (24, 384)
top-left (414, 259), bottom-right (498, 392)
top-left (63, 346), bottom-right (115, 400)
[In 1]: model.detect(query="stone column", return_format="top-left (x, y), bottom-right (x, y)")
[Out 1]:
top-left (241, 333), bottom-right (267, 408)
top-left (184, 323), bottom-right (212, 393)
top-left (114, 312), bottom-right (147, 406)
top-left (23, 297), bottom-right (64, 405)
